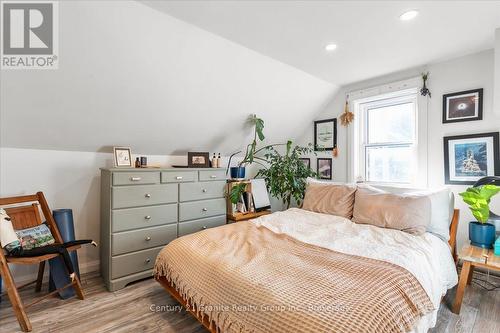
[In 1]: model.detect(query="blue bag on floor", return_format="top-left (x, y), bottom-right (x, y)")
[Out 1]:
top-left (49, 209), bottom-right (80, 299)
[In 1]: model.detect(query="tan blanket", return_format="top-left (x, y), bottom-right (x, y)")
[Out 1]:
top-left (154, 222), bottom-right (433, 333)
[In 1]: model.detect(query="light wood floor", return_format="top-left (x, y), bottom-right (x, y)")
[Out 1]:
top-left (0, 271), bottom-right (498, 333)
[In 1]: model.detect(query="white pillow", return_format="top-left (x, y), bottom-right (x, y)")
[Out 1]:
top-left (407, 188), bottom-right (453, 241)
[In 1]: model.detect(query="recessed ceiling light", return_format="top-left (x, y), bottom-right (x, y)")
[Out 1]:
top-left (399, 10), bottom-right (419, 21)
top-left (325, 44), bottom-right (337, 52)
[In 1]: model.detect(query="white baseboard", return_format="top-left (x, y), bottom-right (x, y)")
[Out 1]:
top-left (1, 260), bottom-right (100, 293)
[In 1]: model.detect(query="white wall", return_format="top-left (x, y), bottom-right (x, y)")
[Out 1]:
top-left (0, 0), bottom-right (336, 155)
top-left (495, 28), bottom-right (500, 114)
top-left (299, 49), bottom-right (500, 251)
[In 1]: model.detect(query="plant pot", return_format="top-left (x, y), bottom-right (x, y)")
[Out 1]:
top-left (230, 166), bottom-right (246, 180)
top-left (469, 221), bottom-right (496, 249)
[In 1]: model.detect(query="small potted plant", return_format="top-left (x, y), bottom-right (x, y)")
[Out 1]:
top-left (459, 184), bottom-right (500, 248)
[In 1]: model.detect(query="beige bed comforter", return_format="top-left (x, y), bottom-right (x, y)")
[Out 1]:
top-left (154, 215), bottom-right (434, 333)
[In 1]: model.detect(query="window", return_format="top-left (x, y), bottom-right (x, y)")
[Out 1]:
top-left (356, 90), bottom-right (418, 184)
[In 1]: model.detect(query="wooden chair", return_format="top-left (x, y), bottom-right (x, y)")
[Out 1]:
top-left (0, 192), bottom-right (85, 332)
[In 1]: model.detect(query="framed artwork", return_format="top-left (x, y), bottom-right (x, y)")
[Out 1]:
top-left (443, 132), bottom-right (499, 185)
top-left (188, 152), bottom-right (210, 168)
top-left (299, 158), bottom-right (311, 169)
top-left (317, 158), bottom-right (332, 180)
top-left (443, 89), bottom-right (483, 123)
top-left (314, 118), bottom-right (337, 151)
top-left (113, 147), bottom-right (132, 168)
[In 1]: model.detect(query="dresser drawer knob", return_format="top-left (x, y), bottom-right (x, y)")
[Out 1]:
top-left (210, 175), bottom-right (217, 179)
top-left (145, 258), bottom-right (151, 263)
top-left (130, 177), bottom-right (142, 181)
top-left (145, 215), bottom-right (151, 220)
top-left (176, 176), bottom-right (183, 180)
top-left (145, 236), bottom-right (151, 241)
top-left (202, 226), bottom-right (207, 230)
top-left (145, 193), bottom-right (151, 198)
top-left (202, 189), bottom-right (207, 193)
top-left (202, 208), bottom-right (208, 212)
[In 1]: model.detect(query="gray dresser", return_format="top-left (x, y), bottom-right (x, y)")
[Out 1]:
top-left (100, 168), bottom-right (227, 291)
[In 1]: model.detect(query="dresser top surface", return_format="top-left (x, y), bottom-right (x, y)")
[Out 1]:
top-left (101, 167), bottom-right (226, 172)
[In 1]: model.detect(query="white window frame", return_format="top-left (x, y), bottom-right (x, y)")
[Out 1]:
top-left (348, 79), bottom-right (428, 187)
top-left (358, 91), bottom-right (418, 185)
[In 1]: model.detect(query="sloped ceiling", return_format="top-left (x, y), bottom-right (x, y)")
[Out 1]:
top-left (0, 1), bottom-right (336, 154)
top-left (143, 0), bottom-right (500, 86)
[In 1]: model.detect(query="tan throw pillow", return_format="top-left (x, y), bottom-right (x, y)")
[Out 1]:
top-left (302, 182), bottom-right (357, 218)
top-left (352, 185), bottom-right (431, 235)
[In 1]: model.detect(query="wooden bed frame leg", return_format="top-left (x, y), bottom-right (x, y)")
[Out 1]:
top-left (35, 261), bottom-right (45, 292)
top-left (0, 256), bottom-right (32, 332)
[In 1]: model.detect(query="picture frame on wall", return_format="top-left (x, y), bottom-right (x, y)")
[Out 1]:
top-left (188, 152), bottom-right (210, 168)
top-left (443, 88), bottom-right (483, 123)
top-left (299, 158), bottom-right (311, 169)
top-left (314, 118), bottom-right (337, 151)
top-left (443, 132), bottom-right (499, 185)
top-left (113, 147), bottom-right (132, 168)
top-left (317, 158), bottom-right (332, 180)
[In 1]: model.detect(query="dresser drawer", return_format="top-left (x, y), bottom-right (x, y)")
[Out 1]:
top-left (112, 204), bottom-right (177, 233)
top-left (112, 224), bottom-right (177, 256)
top-left (178, 215), bottom-right (226, 237)
top-left (179, 181), bottom-right (225, 202)
top-left (112, 184), bottom-right (177, 209)
top-left (161, 171), bottom-right (197, 183)
top-left (199, 169), bottom-right (226, 182)
top-left (113, 172), bottom-right (160, 186)
top-left (179, 198), bottom-right (226, 221)
top-left (111, 246), bottom-right (163, 279)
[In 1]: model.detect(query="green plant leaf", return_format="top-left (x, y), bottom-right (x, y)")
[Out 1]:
top-left (229, 183), bottom-right (247, 205)
top-left (479, 184), bottom-right (500, 201)
top-left (255, 117), bottom-right (265, 141)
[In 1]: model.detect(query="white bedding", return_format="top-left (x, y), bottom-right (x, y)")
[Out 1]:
top-left (252, 208), bottom-right (458, 333)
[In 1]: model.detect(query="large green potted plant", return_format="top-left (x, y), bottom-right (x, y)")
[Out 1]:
top-left (256, 141), bottom-right (316, 209)
top-left (459, 184), bottom-right (500, 248)
top-left (228, 116), bottom-right (317, 208)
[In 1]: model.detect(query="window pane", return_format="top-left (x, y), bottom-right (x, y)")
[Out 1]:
top-left (367, 102), bottom-right (414, 144)
top-left (366, 145), bottom-right (412, 183)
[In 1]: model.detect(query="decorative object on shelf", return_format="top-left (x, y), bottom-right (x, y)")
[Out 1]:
top-left (495, 237), bottom-right (500, 256)
top-left (459, 184), bottom-right (500, 248)
top-left (332, 145), bottom-right (339, 158)
top-left (299, 158), bottom-right (311, 169)
top-left (135, 157), bottom-right (141, 168)
top-left (113, 147), bottom-right (132, 168)
top-left (443, 88), bottom-right (483, 123)
top-left (420, 72), bottom-right (431, 98)
top-left (473, 176), bottom-right (500, 237)
top-left (317, 158), bottom-right (332, 180)
top-left (140, 156), bottom-right (147, 168)
top-left (314, 118), bottom-right (337, 151)
top-left (339, 96), bottom-right (354, 127)
top-left (187, 152), bottom-right (210, 168)
top-left (443, 132), bottom-right (499, 184)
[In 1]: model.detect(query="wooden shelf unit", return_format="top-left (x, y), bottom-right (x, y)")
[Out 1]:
top-left (226, 180), bottom-right (271, 222)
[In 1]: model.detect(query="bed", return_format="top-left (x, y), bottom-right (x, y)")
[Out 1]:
top-left (154, 186), bottom-right (459, 333)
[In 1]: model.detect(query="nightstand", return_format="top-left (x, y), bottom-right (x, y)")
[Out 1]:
top-left (452, 244), bottom-right (500, 314)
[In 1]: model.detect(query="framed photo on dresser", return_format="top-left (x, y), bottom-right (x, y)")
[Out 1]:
top-left (113, 147), bottom-right (132, 168)
top-left (443, 132), bottom-right (499, 184)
